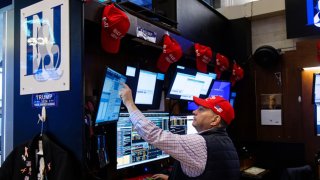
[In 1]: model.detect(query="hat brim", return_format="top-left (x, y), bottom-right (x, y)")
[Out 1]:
top-left (193, 96), bottom-right (211, 109)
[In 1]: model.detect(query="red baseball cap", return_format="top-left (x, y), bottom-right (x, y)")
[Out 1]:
top-left (156, 34), bottom-right (183, 73)
top-left (193, 96), bottom-right (235, 125)
top-left (194, 43), bottom-right (212, 73)
top-left (215, 53), bottom-right (230, 79)
top-left (101, 4), bottom-right (130, 54)
top-left (230, 62), bottom-right (244, 86)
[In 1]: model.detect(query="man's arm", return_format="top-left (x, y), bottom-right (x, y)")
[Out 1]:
top-left (119, 83), bottom-right (207, 177)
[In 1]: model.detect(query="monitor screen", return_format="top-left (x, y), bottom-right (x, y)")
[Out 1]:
top-left (112, 0), bottom-right (152, 10)
top-left (95, 68), bottom-right (126, 125)
top-left (187, 80), bottom-right (232, 111)
top-left (229, 92), bottom-right (237, 107)
top-left (117, 112), bottom-right (170, 169)
top-left (316, 104), bottom-right (320, 136)
top-left (285, 0), bottom-right (320, 38)
top-left (125, 66), bottom-right (165, 110)
top-left (167, 66), bottom-right (216, 101)
top-left (313, 73), bottom-right (320, 104)
top-left (169, 115), bottom-right (197, 135)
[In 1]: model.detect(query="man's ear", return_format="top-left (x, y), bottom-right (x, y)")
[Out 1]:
top-left (210, 115), bottom-right (221, 127)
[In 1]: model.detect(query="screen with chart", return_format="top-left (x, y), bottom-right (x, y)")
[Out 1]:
top-left (167, 66), bottom-right (216, 101)
top-left (125, 66), bottom-right (165, 110)
top-left (95, 68), bottom-right (126, 125)
top-left (169, 115), bottom-right (197, 135)
top-left (117, 112), bottom-right (170, 169)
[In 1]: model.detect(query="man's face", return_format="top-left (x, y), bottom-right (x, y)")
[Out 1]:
top-left (192, 105), bottom-right (217, 132)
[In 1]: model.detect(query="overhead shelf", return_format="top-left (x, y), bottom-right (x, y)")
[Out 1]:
top-left (84, 1), bottom-right (195, 55)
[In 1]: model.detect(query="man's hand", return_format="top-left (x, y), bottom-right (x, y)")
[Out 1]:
top-left (151, 174), bottom-right (169, 180)
top-left (119, 83), bottom-right (138, 113)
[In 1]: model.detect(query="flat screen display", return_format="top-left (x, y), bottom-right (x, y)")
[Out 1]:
top-left (125, 66), bottom-right (165, 110)
top-left (316, 104), bottom-right (320, 136)
top-left (117, 112), bottom-right (170, 169)
top-left (285, 0), bottom-right (320, 38)
top-left (229, 92), bottom-right (237, 107)
top-left (95, 68), bottom-right (126, 125)
top-left (167, 66), bottom-right (216, 101)
top-left (169, 115), bottom-right (197, 135)
top-left (112, 0), bottom-right (152, 10)
top-left (313, 73), bottom-right (320, 104)
top-left (187, 80), bottom-right (232, 111)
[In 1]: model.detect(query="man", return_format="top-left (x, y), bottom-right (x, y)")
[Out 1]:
top-left (119, 83), bottom-right (240, 180)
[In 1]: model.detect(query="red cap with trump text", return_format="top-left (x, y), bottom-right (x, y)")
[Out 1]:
top-left (101, 4), bottom-right (130, 54)
top-left (193, 96), bottom-right (235, 125)
top-left (194, 43), bottom-right (212, 73)
top-left (215, 53), bottom-right (230, 79)
top-left (156, 34), bottom-right (183, 73)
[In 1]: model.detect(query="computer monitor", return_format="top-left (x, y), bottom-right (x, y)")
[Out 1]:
top-left (229, 92), bottom-right (237, 107)
top-left (167, 66), bottom-right (216, 101)
top-left (313, 73), bottom-right (320, 104)
top-left (169, 115), bottom-right (197, 135)
top-left (187, 80), bottom-right (232, 111)
top-left (95, 68), bottom-right (126, 125)
top-left (117, 112), bottom-right (170, 169)
top-left (316, 104), bottom-right (320, 136)
top-left (112, 0), bottom-right (152, 10)
top-left (125, 66), bottom-right (165, 110)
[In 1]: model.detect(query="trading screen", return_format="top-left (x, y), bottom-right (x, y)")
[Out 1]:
top-left (169, 115), bottom-right (197, 135)
top-left (117, 112), bottom-right (170, 169)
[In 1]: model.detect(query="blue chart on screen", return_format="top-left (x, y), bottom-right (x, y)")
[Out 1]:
top-left (96, 68), bottom-right (126, 124)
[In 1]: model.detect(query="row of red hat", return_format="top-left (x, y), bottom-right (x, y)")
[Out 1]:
top-left (100, 4), bottom-right (244, 86)
top-left (156, 34), bottom-right (244, 86)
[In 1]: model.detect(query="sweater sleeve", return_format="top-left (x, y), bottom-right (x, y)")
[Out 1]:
top-left (129, 110), bottom-right (207, 177)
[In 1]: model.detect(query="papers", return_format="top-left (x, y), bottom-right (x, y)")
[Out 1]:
top-left (243, 166), bottom-right (266, 175)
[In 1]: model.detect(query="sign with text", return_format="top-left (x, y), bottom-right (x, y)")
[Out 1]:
top-left (136, 26), bottom-right (157, 43)
top-left (20, 0), bottom-right (70, 95)
top-left (32, 93), bottom-right (58, 108)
